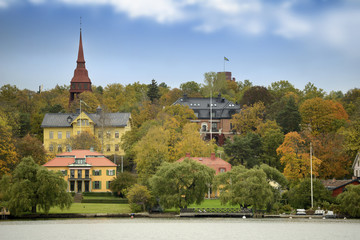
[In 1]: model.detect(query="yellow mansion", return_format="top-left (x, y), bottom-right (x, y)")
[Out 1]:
top-left (41, 107), bottom-right (131, 156)
top-left (44, 150), bottom-right (116, 193)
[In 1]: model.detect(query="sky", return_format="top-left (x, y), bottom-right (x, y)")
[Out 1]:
top-left (0, 0), bottom-right (359, 94)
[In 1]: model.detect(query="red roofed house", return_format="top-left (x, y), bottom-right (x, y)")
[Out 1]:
top-left (43, 149), bottom-right (116, 193)
top-left (177, 153), bottom-right (231, 175)
top-left (321, 178), bottom-right (360, 197)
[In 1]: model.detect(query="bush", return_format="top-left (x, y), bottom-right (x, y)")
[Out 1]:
top-left (337, 185), bottom-right (360, 217)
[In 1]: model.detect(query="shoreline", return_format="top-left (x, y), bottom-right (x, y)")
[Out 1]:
top-left (3, 213), bottom-right (349, 220)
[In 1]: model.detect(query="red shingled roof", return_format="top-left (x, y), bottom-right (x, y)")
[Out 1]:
top-left (43, 150), bottom-right (116, 167)
top-left (177, 153), bottom-right (231, 175)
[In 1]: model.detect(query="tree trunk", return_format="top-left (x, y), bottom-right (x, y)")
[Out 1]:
top-left (32, 205), bottom-right (37, 213)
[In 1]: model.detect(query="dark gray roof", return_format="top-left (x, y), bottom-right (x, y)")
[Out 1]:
top-left (173, 94), bottom-right (240, 119)
top-left (41, 112), bottom-right (131, 128)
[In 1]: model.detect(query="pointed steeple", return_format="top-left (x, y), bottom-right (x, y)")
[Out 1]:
top-left (69, 27), bottom-right (92, 105)
top-left (77, 29), bottom-right (85, 65)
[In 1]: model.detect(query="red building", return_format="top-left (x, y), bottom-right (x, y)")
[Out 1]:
top-left (322, 178), bottom-right (360, 197)
top-left (69, 29), bottom-right (92, 105)
top-left (177, 153), bottom-right (231, 175)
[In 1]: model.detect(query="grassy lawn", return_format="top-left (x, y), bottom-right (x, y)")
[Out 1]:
top-left (82, 196), bottom-right (122, 200)
top-left (45, 203), bottom-right (130, 214)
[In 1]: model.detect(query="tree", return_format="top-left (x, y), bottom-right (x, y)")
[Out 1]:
top-left (16, 134), bottom-right (46, 165)
top-left (110, 172), bottom-right (137, 197)
top-left (215, 165), bottom-right (273, 210)
top-left (268, 80), bottom-right (299, 101)
top-left (300, 98), bottom-right (348, 134)
top-left (150, 159), bottom-right (215, 209)
top-left (231, 102), bottom-right (265, 135)
top-left (276, 96), bottom-right (301, 134)
top-left (147, 79), bottom-right (160, 103)
top-left (261, 129), bottom-right (284, 170)
top-left (173, 123), bottom-right (215, 161)
top-left (127, 184), bottom-right (152, 212)
top-left (202, 72), bottom-right (227, 96)
top-left (69, 91), bottom-right (100, 113)
top-left (224, 132), bottom-right (262, 168)
top-left (66, 131), bottom-right (101, 152)
top-left (180, 81), bottom-right (201, 97)
top-left (161, 105), bottom-right (196, 128)
top-left (0, 157), bottom-right (72, 215)
top-left (337, 185), bottom-right (360, 217)
top-left (0, 111), bottom-right (18, 176)
top-left (287, 178), bottom-right (333, 209)
top-left (302, 82), bottom-right (326, 100)
top-left (259, 164), bottom-right (288, 188)
top-left (133, 126), bottom-right (170, 184)
top-left (343, 119), bottom-right (360, 159)
top-left (276, 132), bottom-right (321, 180)
top-left (240, 86), bottom-right (273, 106)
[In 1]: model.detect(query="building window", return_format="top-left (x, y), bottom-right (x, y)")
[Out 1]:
top-left (107, 170), bottom-right (115, 176)
top-left (85, 170), bottom-right (89, 178)
top-left (115, 144), bottom-right (119, 152)
top-left (194, 112), bottom-right (199, 118)
top-left (70, 181), bottom-right (75, 191)
top-left (58, 131), bottom-right (62, 139)
top-left (219, 168), bottom-right (226, 173)
top-left (94, 181), bottom-right (101, 189)
top-left (70, 169), bottom-right (75, 178)
top-left (115, 131), bottom-right (119, 138)
top-left (106, 144), bottom-right (111, 152)
top-left (93, 170), bottom-right (101, 176)
top-left (49, 144), bottom-right (54, 152)
top-left (201, 124), bottom-right (207, 132)
top-left (49, 131), bottom-right (54, 139)
top-left (106, 181), bottom-right (112, 189)
top-left (230, 123), bottom-right (233, 130)
top-left (106, 131), bottom-right (111, 139)
top-left (66, 131), bottom-right (70, 139)
top-left (78, 170), bottom-right (82, 178)
top-left (77, 120), bottom-right (80, 126)
top-left (66, 144), bottom-right (71, 152)
top-left (212, 122), bottom-right (217, 130)
top-left (98, 131), bottom-right (102, 138)
top-left (57, 144), bottom-right (62, 153)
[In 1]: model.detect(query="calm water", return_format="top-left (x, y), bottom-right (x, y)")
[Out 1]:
top-left (0, 218), bottom-right (358, 240)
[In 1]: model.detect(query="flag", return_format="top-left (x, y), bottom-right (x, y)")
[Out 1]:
top-left (224, 56), bottom-right (229, 61)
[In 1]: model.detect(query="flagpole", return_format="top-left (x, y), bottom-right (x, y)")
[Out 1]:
top-left (310, 142), bottom-right (314, 209)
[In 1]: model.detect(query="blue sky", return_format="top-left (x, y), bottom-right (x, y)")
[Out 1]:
top-left (0, 0), bottom-right (359, 93)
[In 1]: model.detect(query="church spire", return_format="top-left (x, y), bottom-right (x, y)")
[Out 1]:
top-left (69, 25), bottom-right (92, 106)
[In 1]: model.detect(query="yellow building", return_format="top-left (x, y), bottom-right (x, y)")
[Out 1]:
top-left (43, 150), bottom-right (116, 193)
top-left (41, 107), bottom-right (131, 156)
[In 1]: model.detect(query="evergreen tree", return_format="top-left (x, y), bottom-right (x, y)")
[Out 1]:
top-left (276, 96), bottom-right (301, 134)
top-left (147, 79), bottom-right (160, 103)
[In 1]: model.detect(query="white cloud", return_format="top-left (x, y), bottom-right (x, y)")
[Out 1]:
top-left (2, 0), bottom-right (360, 56)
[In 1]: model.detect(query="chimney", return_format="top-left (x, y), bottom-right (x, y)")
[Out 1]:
top-left (211, 153), bottom-right (216, 160)
top-left (185, 153), bottom-right (190, 158)
top-left (96, 106), bottom-right (102, 115)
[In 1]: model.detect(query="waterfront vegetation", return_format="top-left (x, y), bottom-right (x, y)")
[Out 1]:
top-left (44, 203), bottom-right (130, 214)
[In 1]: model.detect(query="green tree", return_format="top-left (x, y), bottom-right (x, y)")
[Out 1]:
top-left (231, 102), bottom-right (265, 135)
top-left (133, 126), bottom-right (170, 184)
top-left (110, 172), bottom-right (137, 197)
top-left (16, 134), bottom-right (46, 165)
top-left (224, 132), bottom-right (262, 168)
top-left (66, 131), bottom-right (101, 152)
top-left (150, 159), bottom-right (215, 209)
top-left (180, 81), bottom-right (201, 97)
top-left (240, 86), bottom-right (273, 106)
top-left (147, 79), bottom-right (160, 103)
top-left (276, 96), bottom-right (301, 134)
top-left (215, 165), bottom-right (273, 210)
top-left (127, 184), bottom-right (152, 212)
top-left (302, 82), bottom-right (326, 100)
top-left (0, 157), bottom-right (72, 215)
top-left (0, 111), bottom-right (19, 176)
top-left (337, 185), bottom-right (360, 217)
top-left (259, 164), bottom-right (288, 188)
top-left (261, 129), bottom-right (284, 170)
top-left (287, 178), bottom-right (333, 209)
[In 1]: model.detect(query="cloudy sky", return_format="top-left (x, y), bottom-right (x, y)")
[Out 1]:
top-left (0, 0), bottom-right (359, 93)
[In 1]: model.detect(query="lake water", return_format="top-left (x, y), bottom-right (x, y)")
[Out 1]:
top-left (0, 218), bottom-right (358, 240)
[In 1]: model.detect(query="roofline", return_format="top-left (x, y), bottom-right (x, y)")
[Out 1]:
top-left (352, 152), bottom-right (360, 169)
top-left (324, 179), bottom-right (359, 190)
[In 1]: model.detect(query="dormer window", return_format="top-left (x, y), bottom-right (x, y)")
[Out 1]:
top-left (75, 158), bottom-right (86, 164)
top-left (67, 116), bottom-right (72, 123)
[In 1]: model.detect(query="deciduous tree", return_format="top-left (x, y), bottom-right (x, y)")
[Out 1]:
top-left (215, 165), bottom-right (273, 210)
top-left (127, 184), bottom-right (152, 212)
top-left (110, 172), bottom-right (137, 197)
top-left (276, 132), bottom-right (321, 180)
top-left (150, 159), bottom-right (215, 209)
top-left (337, 185), bottom-right (360, 217)
top-left (231, 102), bottom-right (265, 135)
top-left (0, 157), bottom-right (72, 215)
top-left (276, 96), bottom-right (301, 134)
top-left (16, 134), bottom-right (46, 165)
top-left (66, 131), bottom-right (101, 152)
